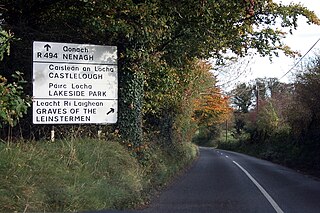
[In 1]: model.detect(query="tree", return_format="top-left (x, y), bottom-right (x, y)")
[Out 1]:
top-left (2, 1), bottom-right (319, 77)
top-left (194, 87), bottom-right (231, 127)
top-left (252, 77), bottom-right (284, 100)
top-left (231, 77), bottom-right (293, 140)
top-left (0, 0), bottom-right (319, 145)
top-left (232, 83), bottom-right (253, 113)
top-left (193, 74), bottom-right (232, 145)
top-left (291, 54), bottom-right (320, 139)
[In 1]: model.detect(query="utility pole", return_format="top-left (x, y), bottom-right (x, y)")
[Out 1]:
top-left (256, 84), bottom-right (259, 118)
top-left (225, 120), bottom-right (228, 142)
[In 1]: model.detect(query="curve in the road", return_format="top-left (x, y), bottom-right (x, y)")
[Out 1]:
top-left (86, 147), bottom-right (320, 213)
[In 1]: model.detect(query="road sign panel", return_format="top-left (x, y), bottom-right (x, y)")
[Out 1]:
top-left (33, 41), bottom-right (118, 124)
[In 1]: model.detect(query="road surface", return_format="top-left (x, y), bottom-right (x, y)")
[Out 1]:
top-left (88, 147), bottom-right (320, 213)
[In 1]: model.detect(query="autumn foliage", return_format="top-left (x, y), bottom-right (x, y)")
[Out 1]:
top-left (193, 87), bottom-right (231, 126)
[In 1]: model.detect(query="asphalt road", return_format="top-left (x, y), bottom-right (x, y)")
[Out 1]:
top-left (88, 147), bottom-right (320, 213)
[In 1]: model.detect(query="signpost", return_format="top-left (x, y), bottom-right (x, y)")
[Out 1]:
top-left (33, 41), bottom-right (118, 124)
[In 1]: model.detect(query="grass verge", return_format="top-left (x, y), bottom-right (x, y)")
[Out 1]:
top-left (0, 139), bottom-right (198, 212)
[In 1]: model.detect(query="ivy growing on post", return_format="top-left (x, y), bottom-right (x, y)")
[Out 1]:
top-left (118, 63), bottom-right (144, 151)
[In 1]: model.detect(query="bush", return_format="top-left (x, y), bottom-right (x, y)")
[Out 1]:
top-left (192, 125), bottom-right (222, 146)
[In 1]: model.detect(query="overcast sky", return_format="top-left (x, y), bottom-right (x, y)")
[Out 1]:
top-left (216, 0), bottom-right (320, 89)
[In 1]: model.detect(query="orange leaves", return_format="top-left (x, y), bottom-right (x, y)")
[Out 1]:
top-left (193, 87), bottom-right (232, 126)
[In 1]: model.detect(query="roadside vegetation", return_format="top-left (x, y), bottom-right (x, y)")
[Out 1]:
top-left (0, 138), bottom-right (197, 212)
top-left (1, 1), bottom-right (319, 212)
top-left (216, 55), bottom-right (320, 177)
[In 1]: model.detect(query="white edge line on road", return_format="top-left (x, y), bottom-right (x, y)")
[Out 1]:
top-left (232, 161), bottom-right (284, 213)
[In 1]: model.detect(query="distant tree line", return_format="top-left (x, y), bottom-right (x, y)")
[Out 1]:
top-left (229, 58), bottom-right (320, 171)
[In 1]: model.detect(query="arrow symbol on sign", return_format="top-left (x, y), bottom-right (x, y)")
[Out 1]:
top-left (106, 108), bottom-right (115, 115)
top-left (44, 44), bottom-right (51, 51)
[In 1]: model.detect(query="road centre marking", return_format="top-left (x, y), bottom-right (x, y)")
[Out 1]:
top-left (232, 161), bottom-right (284, 213)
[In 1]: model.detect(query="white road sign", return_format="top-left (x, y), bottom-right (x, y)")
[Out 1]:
top-left (33, 41), bottom-right (118, 124)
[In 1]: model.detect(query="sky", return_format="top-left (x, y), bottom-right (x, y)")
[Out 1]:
top-left (216, 0), bottom-right (320, 89)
